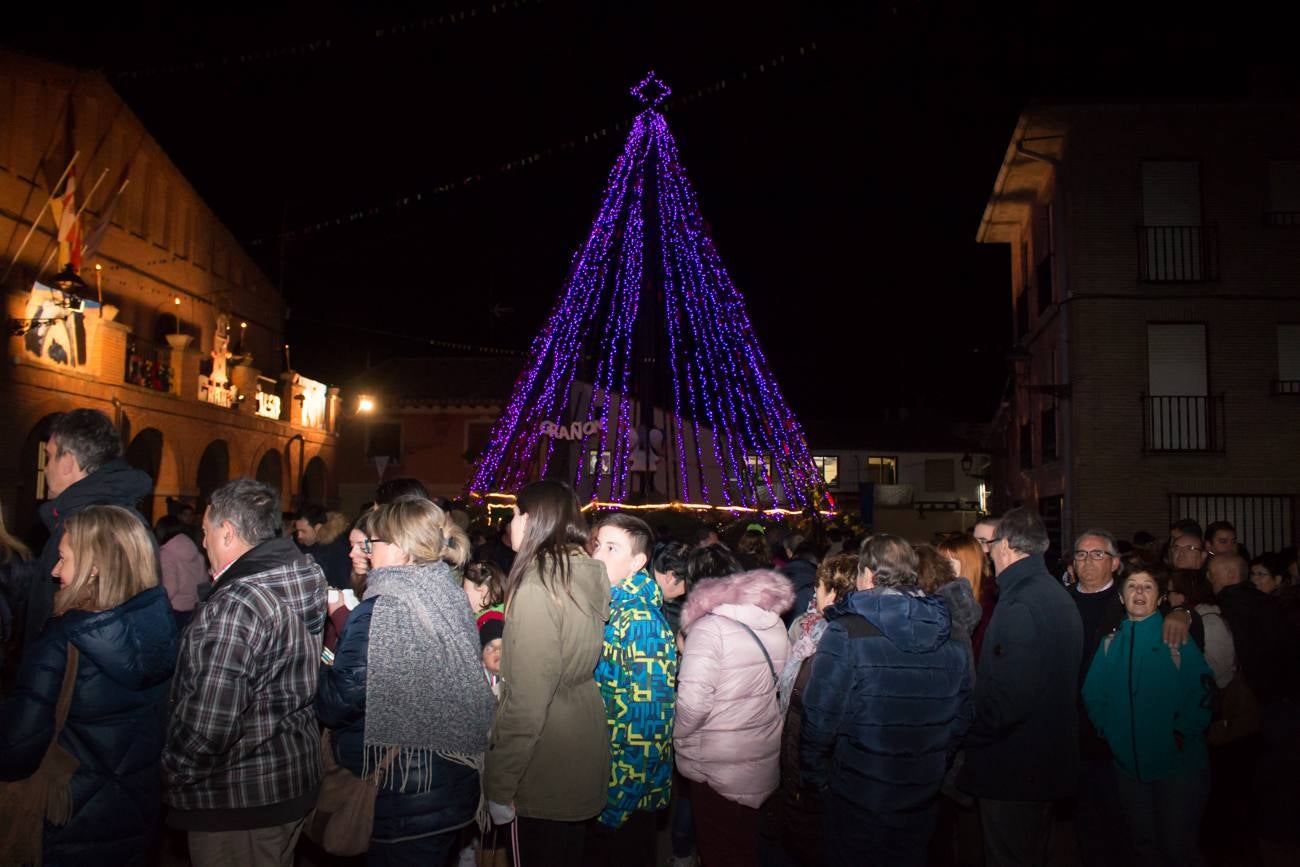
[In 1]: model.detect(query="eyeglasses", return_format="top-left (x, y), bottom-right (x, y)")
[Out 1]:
top-left (1170, 543), bottom-right (1203, 553)
top-left (1073, 549), bottom-right (1114, 561)
top-left (976, 536), bottom-right (1000, 549)
top-left (359, 538), bottom-right (383, 555)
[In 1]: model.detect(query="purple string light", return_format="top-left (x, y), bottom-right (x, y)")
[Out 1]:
top-left (470, 73), bottom-right (822, 509)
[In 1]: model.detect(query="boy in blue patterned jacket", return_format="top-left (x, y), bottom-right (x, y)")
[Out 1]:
top-left (588, 512), bottom-right (677, 865)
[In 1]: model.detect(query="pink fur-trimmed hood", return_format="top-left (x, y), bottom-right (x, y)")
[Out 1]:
top-left (681, 569), bottom-right (795, 631)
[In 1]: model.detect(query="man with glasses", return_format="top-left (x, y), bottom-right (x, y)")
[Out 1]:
top-left (1065, 530), bottom-right (1131, 866)
top-left (958, 508), bottom-right (1082, 867)
top-left (972, 515), bottom-right (999, 578)
top-left (1168, 527), bottom-right (1208, 571)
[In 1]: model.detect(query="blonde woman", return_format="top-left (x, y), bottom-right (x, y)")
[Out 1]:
top-left (317, 499), bottom-right (495, 864)
top-left (0, 505), bottom-right (177, 864)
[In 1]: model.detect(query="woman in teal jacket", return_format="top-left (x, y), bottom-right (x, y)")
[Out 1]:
top-left (1083, 564), bottom-right (1214, 866)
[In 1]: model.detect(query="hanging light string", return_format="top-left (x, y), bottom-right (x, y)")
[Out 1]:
top-left (468, 71), bottom-right (826, 511)
top-left (245, 40), bottom-right (821, 247)
top-left (108, 0), bottom-right (545, 81)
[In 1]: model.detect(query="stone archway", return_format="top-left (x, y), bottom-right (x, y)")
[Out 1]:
top-left (123, 428), bottom-right (163, 522)
top-left (256, 449), bottom-right (284, 499)
top-left (302, 456), bottom-right (327, 507)
top-left (196, 440), bottom-right (230, 506)
top-left (15, 413), bottom-right (62, 543)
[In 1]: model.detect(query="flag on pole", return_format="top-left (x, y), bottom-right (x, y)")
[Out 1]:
top-left (49, 168), bottom-right (83, 272)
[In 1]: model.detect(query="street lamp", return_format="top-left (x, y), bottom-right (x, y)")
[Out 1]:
top-left (357, 395), bottom-right (376, 414)
top-left (50, 263), bottom-right (88, 306)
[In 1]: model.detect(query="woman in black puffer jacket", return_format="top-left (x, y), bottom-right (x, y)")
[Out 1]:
top-left (317, 499), bottom-right (495, 865)
top-left (0, 505), bottom-right (177, 866)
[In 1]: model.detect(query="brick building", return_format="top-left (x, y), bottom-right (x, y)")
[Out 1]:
top-left (0, 51), bottom-right (340, 536)
top-left (337, 356), bottom-right (521, 513)
top-left (980, 99), bottom-right (1300, 556)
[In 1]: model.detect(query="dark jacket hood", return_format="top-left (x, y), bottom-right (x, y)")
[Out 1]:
top-left (779, 557), bottom-right (818, 591)
top-left (831, 586), bottom-right (952, 653)
top-left (936, 578), bottom-right (982, 641)
top-left (63, 586), bottom-right (176, 690)
top-left (40, 458), bottom-right (154, 530)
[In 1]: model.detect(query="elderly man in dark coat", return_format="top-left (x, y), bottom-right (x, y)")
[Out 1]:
top-left (959, 507), bottom-right (1083, 867)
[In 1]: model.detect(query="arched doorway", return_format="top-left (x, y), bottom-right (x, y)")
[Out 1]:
top-left (302, 456), bottom-right (327, 507)
top-left (123, 428), bottom-right (163, 522)
top-left (196, 440), bottom-right (230, 506)
top-left (256, 449), bottom-right (283, 499)
top-left (16, 413), bottom-right (61, 546)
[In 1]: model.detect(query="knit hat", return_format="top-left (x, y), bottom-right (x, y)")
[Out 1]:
top-left (477, 607), bottom-right (504, 649)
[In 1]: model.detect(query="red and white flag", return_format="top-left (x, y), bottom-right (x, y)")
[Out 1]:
top-left (50, 168), bottom-right (84, 272)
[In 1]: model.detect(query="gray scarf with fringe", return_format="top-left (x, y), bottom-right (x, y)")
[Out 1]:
top-left (363, 561), bottom-right (495, 789)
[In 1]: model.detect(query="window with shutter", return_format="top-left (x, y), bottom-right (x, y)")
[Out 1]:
top-left (1147, 324), bottom-right (1211, 449)
top-left (1277, 324), bottom-right (1300, 393)
top-left (1141, 161), bottom-right (1208, 280)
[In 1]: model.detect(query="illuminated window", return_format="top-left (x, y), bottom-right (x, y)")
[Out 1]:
top-left (587, 450), bottom-right (612, 474)
top-left (36, 439), bottom-right (48, 501)
top-left (813, 455), bottom-right (839, 487)
top-left (867, 456), bottom-right (897, 485)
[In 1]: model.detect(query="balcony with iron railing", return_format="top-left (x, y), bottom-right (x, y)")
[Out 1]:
top-left (125, 338), bottom-right (176, 393)
top-left (1274, 380), bottom-right (1300, 395)
top-left (1137, 224), bottom-right (1219, 282)
top-left (1142, 393), bottom-right (1225, 452)
top-left (1265, 211), bottom-right (1300, 227)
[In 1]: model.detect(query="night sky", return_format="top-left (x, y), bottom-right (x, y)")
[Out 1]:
top-left (5, 4), bottom-right (1276, 439)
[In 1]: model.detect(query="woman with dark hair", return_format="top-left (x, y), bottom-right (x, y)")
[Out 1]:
top-left (735, 528), bottom-right (774, 571)
top-left (1083, 565), bottom-right (1214, 865)
top-left (1249, 554), bottom-right (1287, 597)
top-left (482, 480), bottom-right (611, 864)
top-left (771, 553), bottom-right (858, 865)
top-left (652, 541), bottom-right (692, 636)
top-left (674, 544), bottom-right (793, 867)
top-left (916, 544), bottom-right (981, 678)
top-left (155, 513), bottom-right (209, 629)
top-left (463, 560), bottom-right (505, 616)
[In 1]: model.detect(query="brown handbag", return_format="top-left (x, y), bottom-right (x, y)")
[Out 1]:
top-left (306, 728), bottom-right (399, 856)
top-left (0, 644), bottom-right (82, 867)
top-left (1206, 674), bottom-right (1261, 746)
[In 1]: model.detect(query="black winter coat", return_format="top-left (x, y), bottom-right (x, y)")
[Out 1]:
top-left (800, 588), bottom-right (973, 813)
top-left (1216, 581), bottom-right (1300, 705)
top-left (959, 555), bottom-right (1083, 801)
top-left (316, 597), bottom-right (481, 842)
top-left (24, 460), bottom-right (154, 653)
top-left (0, 586), bottom-right (177, 866)
top-left (779, 558), bottom-right (818, 628)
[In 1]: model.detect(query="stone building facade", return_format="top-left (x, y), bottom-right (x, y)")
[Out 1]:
top-left (0, 51), bottom-right (339, 536)
top-left (980, 99), bottom-right (1300, 555)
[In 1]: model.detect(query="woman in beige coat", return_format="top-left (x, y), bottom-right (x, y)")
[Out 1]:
top-left (483, 480), bottom-right (611, 864)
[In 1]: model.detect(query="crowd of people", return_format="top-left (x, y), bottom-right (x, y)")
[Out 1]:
top-left (1, 407), bottom-right (1298, 867)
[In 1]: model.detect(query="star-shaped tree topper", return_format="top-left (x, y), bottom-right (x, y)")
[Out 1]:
top-left (631, 70), bottom-right (671, 107)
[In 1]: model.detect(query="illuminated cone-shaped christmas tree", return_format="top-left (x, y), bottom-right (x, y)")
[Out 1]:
top-left (470, 72), bottom-right (828, 512)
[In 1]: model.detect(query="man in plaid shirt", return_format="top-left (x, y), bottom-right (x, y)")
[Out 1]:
top-left (163, 478), bottom-right (326, 866)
